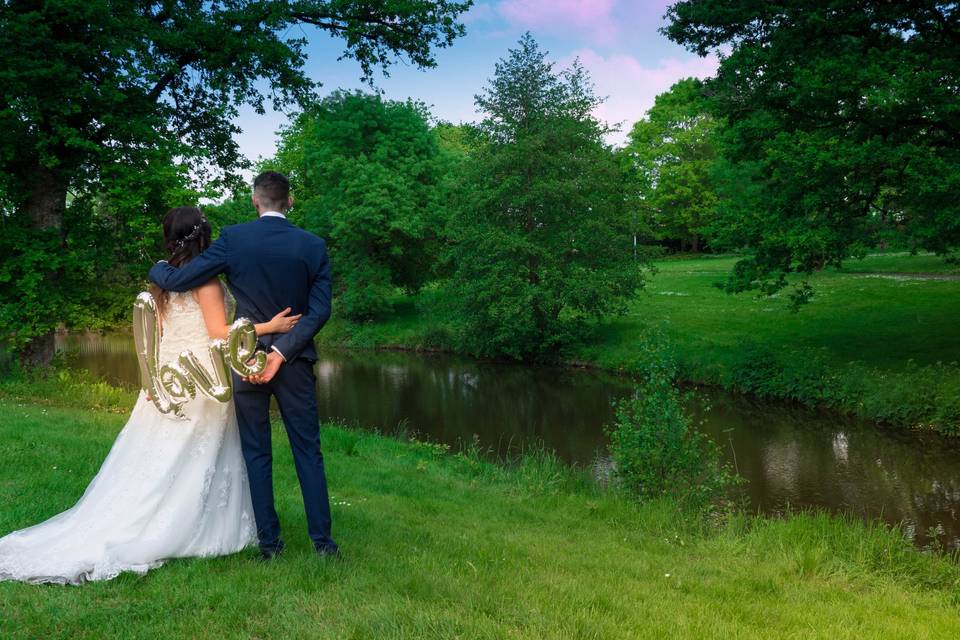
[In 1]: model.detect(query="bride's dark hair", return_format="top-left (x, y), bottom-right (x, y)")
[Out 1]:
top-left (149, 207), bottom-right (213, 313)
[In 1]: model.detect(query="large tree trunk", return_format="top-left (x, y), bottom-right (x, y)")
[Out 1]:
top-left (25, 165), bottom-right (67, 230)
top-left (20, 333), bottom-right (57, 369)
top-left (19, 165), bottom-right (68, 368)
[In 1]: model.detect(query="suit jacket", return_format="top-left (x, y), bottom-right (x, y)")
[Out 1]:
top-left (148, 215), bottom-right (331, 363)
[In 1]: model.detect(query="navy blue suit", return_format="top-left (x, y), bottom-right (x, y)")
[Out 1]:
top-left (149, 215), bottom-right (336, 553)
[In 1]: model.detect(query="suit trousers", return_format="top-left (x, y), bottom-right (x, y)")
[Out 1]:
top-left (232, 359), bottom-right (336, 551)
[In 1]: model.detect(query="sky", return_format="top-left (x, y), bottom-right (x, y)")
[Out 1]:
top-left (232, 0), bottom-right (718, 166)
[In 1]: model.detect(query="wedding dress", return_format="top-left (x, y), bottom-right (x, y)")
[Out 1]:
top-left (0, 290), bottom-right (256, 584)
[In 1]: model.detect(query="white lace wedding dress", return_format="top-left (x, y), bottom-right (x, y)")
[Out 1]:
top-left (0, 291), bottom-right (256, 584)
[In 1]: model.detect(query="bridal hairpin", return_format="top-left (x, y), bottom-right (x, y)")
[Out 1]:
top-left (175, 218), bottom-right (207, 248)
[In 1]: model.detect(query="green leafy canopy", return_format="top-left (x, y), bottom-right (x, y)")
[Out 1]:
top-left (621, 78), bottom-right (721, 253)
top-left (0, 0), bottom-right (472, 361)
top-left (273, 91), bottom-right (453, 320)
top-left (664, 1), bottom-right (960, 302)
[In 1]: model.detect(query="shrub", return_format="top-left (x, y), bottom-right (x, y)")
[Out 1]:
top-left (419, 325), bottom-right (453, 351)
top-left (606, 356), bottom-right (740, 508)
top-left (727, 344), bottom-right (784, 398)
top-left (0, 366), bottom-right (136, 413)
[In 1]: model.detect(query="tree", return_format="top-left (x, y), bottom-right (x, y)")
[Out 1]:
top-left (446, 34), bottom-right (645, 360)
top-left (0, 0), bottom-right (471, 364)
top-left (203, 194), bottom-right (262, 235)
top-left (664, 1), bottom-right (960, 300)
top-left (274, 91), bottom-right (450, 320)
top-left (622, 78), bottom-right (720, 253)
top-left (0, 152), bottom-right (202, 350)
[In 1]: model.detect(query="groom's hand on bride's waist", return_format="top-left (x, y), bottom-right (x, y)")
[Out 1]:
top-left (243, 350), bottom-right (284, 385)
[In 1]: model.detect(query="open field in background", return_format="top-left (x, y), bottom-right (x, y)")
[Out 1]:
top-left (1, 385), bottom-right (960, 639)
top-left (594, 253), bottom-right (960, 372)
top-left (316, 253), bottom-right (960, 433)
top-left (834, 253), bottom-right (960, 275)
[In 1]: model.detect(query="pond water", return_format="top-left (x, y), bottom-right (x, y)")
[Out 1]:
top-left (58, 332), bottom-right (960, 551)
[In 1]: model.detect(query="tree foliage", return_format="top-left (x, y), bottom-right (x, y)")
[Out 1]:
top-left (622, 78), bottom-right (720, 253)
top-left (0, 153), bottom-right (201, 353)
top-left (0, 0), bottom-right (471, 362)
top-left (607, 352), bottom-right (739, 507)
top-left (446, 34), bottom-right (645, 359)
top-left (664, 1), bottom-right (960, 299)
top-left (274, 91), bottom-right (453, 320)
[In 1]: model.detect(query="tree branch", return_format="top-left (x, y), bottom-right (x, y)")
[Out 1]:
top-left (146, 52), bottom-right (201, 103)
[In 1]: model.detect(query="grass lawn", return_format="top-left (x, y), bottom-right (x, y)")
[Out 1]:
top-left (582, 252), bottom-right (960, 372)
top-left (834, 252), bottom-right (960, 275)
top-left (2, 384), bottom-right (960, 639)
top-left (317, 252), bottom-right (960, 372)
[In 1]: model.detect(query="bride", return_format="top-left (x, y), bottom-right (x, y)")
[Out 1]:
top-left (0, 207), bottom-right (299, 585)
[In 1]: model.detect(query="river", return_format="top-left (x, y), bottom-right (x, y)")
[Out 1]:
top-left (57, 332), bottom-right (960, 551)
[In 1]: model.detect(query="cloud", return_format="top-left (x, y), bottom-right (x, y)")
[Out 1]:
top-left (462, 2), bottom-right (497, 25)
top-left (493, 0), bottom-right (679, 45)
top-left (496, 0), bottom-right (619, 44)
top-left (558, 48), bottom-right (719, 145)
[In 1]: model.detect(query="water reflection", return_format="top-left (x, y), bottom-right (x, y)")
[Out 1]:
top-left (56, 333), bottom-right (960, 550)
top-left (311, 349), bottom-right (623, 462)
top-left (692, 393), bottom-right (960, 550)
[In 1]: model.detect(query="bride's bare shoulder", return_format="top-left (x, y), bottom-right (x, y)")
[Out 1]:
top-left (191, 279), bottom-right (224, 303)
top-left (190, 279), bottom-right (230, 339)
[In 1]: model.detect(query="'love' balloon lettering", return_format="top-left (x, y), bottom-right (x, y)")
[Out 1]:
top-left (132, 292), bottom-right (266, 418)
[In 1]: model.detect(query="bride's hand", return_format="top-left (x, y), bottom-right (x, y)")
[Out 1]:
top-left (267, 307), bottom-right (301, 334)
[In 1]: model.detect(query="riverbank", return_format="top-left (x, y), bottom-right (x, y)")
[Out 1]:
top-left (1, 381), bottom-right (960, 638)
top-left (316, 253), bottom-right (960, 435)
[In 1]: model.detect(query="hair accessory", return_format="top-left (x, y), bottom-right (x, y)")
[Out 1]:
top-left (175, 221), bottom-right (205, 248)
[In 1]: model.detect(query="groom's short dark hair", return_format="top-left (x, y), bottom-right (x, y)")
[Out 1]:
top-left (253, 171), bottom-right (290, 209)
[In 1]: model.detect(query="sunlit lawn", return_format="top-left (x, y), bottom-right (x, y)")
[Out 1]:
top-left (585, 252), bottom-right (960, 373)
top-left (2, 394), bottom-right (960, 639)
top-left (317, 252), bottom-right (960, 375)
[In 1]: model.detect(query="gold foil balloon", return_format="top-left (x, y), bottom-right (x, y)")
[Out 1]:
top-left (132, 291), bottom-right (267, 417)
top-left (158, 361), bottom-right (197, 402)
top-left (224, 318), bottom-right (267, 377)
top-left (179, 341), bottom-right (233, 402)
top-left (132, 292), bottom-right (183, 417)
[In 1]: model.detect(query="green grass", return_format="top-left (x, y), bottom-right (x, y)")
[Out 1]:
top-left (316, 252), bottom-right (960, 433)
top-left (834, 252), bottom-right (960, 275)
top-left (2, 383), bottom-right (960, 638)
top-left (317, 285), bottom-right (454, 351)
top-left (585, 253), bottom-right (960, 372)
top-left (582, 253), bottom-right (960, 433)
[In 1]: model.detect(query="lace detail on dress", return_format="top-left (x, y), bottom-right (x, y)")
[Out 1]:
top-left (159, 291), bottom-right (209, 365)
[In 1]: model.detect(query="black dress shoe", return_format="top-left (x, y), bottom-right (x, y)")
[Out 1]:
top-left (258, 542), bottom-right (285, 561)
top-left (315, 544), bottom-right (340, 559)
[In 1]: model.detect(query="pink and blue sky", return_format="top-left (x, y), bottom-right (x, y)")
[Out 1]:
top-left (233, 0), bottom-right (718, 163)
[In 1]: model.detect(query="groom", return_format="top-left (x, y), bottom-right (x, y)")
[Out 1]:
top-left (149, 171), bottom-right (338, 559)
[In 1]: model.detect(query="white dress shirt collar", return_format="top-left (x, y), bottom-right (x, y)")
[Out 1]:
top-left (260, 210), bottom-right (286, 218)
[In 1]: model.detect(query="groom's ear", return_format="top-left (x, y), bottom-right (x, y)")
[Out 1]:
top-left (286, 195), bottom-right (294, 211)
